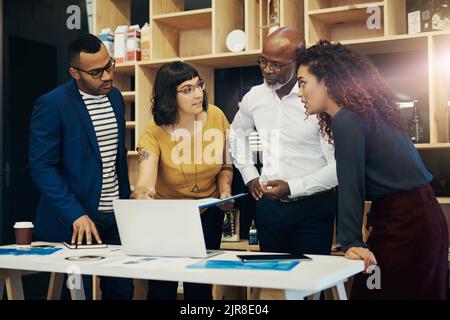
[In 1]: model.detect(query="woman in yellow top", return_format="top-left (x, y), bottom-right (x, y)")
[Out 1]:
top-left (132, 61), bottom-right (233, 300)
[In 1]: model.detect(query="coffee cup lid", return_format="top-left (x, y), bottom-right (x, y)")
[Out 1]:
top-left (14, 221), bottom-right (34, 228)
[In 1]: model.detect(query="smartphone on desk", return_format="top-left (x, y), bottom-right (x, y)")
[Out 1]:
top-left (237, 253), bottom-right (312, 262)
top-left (63, 241), bottom-right (108, 249)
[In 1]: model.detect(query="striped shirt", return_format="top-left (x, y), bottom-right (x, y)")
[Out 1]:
top-left (79, 90), bottom-right (119, 213)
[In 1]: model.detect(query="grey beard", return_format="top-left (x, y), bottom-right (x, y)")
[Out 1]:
top-left (264, 80), bottom-right (284, 91)
top-left (264, 68), bottom-right (296, 91)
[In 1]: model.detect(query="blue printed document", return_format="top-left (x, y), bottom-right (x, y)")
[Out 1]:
top-left (197, 193), bottom-right (248, 209)
top-left (186, 260), bottom-right (299, 271)
top-left (0, 248), bottom-right (62, 256)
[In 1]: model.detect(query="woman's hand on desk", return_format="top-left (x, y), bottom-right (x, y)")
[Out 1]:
top-left (345, 247), bottom-right (377, 272)
top-left (217, 192), bottom-right (234, 211)
top-left (131, 187), bottom-right (156, 200)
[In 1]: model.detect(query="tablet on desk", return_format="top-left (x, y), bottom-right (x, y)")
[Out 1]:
top-left (237, 253), bottom-right (312, 262)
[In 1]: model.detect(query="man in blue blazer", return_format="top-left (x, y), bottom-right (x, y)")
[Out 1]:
top-left (29, 34), bottom-right (133, 299)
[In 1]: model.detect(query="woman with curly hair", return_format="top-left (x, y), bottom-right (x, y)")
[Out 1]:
top-left (296, 40), bottom-right (448, 300)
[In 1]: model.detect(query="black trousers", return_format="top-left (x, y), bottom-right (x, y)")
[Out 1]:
top-left (256, 190), bottom-right (337, 255)
top-left (60, 212), bottom-right (134, 300)
top-left (148, 206), bottom-right (224, 300)
top-left (93, 213), bottom-right (134, 300)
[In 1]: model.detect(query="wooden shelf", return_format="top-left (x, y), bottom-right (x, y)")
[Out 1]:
top-left (115, 62), bottom-right (135, 75)
top-left (341, 33), bottom-right (428, 54)
top-left (185, 50), bottom-right (260, 68)
top-left (415, 143), bottom-right (450, 150)
top-left (125, 121), bottom-right (135, 129)
top-left (121, 91), bottom-right (135, 103)
top-left (437, 198), bottom-right (450, 205)
top-left (151, 0), bottom-right (212, 16)
top-left (308, 2), bottom-right (384, 24)
top-left (137, 50), bottom-right (261, 69)
top-left (152, 8), bottom-right (212, 30)
top-left (307, 0), bottom-right (380, 10)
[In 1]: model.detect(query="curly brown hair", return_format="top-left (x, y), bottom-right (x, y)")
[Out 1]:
top-left (296, 40), bottom-right (405, 144)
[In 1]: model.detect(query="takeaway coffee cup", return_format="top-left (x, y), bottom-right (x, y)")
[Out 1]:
top-left (14, 222), bottom-right (34, 247)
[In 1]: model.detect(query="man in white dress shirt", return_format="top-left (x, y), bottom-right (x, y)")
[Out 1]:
top-left (230, 28), bottom-right (338, 255)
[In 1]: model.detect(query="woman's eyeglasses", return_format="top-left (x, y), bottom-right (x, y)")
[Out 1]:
top-left (72, 58), bottom-right (116, 79)
top-left (177, 79), bottom-right (206, 96)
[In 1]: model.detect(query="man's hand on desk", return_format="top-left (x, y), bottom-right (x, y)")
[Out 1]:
top-left (247, 178), bottom-right (264, 201)
top-left (72, 215), bottom-right (102, 245)
top-left (261, 180), bottom-right (290, 201)
top-left (345, 247), bottom-right (377, 272)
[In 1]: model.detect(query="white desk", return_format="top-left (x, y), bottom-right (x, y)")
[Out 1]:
top-left (0, 243), bottom-right (364, 300)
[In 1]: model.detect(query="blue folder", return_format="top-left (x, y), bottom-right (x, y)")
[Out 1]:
top-left (198, 193), bottom-right (248, 209)
top-left (186, 260), bottom-right (299, 271)
top-left (0, 248), bottom-right (62, 255)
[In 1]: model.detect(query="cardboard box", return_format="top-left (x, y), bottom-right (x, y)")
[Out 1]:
top-left (114, 25), bottom-right (128, 63)
top-left (408, 11), bottom-right (421, 34)
top-left (141, 23), bottom-right (151, 61)
top-left (432, 9), bottom-right (450, 31)
top-left (126, 24), bottom-right (141, 62)
top-left (98, 28), bottom-right (114, 57)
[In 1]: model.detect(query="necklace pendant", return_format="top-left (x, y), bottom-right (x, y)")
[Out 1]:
top-left (191, 185), bottom-right (201, 193)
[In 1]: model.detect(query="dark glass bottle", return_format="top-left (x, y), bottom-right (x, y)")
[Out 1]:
top-left (421, 0), bottom-right (433, 32)
top-left (248, 220), bottom-right (258, 245)
top-left (409, 100), bottom-right (425, 143)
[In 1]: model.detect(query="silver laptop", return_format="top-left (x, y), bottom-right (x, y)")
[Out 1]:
top-left (113, 199), bottom-right (223, 258)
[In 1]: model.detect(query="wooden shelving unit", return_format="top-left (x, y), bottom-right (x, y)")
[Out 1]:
top-left (94, 0), bottom-right (450, 191)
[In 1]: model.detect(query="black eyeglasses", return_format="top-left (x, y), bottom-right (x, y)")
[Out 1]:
top-left (72, 58), bottom-right (116, 79)
top-left (256, 56), bottom-right (292, 72)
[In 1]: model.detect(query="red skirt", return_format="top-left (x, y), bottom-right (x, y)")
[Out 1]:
top-left (350, 184), bottom-right (448, 300)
